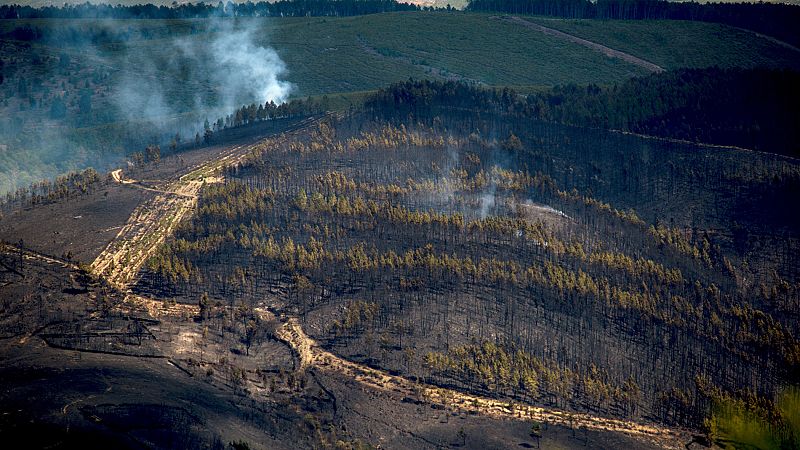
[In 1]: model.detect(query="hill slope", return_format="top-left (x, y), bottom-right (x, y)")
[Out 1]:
top-left (2, 11), bottom-right (800, 193)
top-left (522, 17), bottom-right (800, 70)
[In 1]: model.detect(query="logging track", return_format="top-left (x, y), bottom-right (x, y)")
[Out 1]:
top-left (500, 16), bottom-right (665, 73)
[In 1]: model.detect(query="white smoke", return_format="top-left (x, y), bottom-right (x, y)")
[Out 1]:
top-left (111, 19), bottom-right (293, 134)
top-left (209, 26), bottom-right (293, 109)
top-left (478, 182), bottom-right (496, 219)
top-left (0, 18), bottom-right (294, 195)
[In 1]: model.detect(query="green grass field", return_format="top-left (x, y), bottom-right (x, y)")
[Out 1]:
top-left (523, 17), bottom-right (800, 71)
top-left (270, 12), bottom-right (800, 93)
top-left (5, 12), bottom-right (799, 96)
top-left (263, 13), bottom-right (650, 94)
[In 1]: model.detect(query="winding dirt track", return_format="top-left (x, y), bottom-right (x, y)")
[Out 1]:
top-left (93, 115), bottom-right (324, 288)
top-left (501, 16), bottom-right (665, 73)
top-left (91, 143), bottom-right (255, 288)
top-left (274, 319), bottom-right (686, 449)
top-left (89, 119), bottom-right (687, 449)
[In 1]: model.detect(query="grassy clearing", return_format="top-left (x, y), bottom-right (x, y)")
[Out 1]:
top-left (265, 12), bottom-right (649, 93)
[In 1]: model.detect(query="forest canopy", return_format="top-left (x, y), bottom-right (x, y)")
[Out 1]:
top-left (0, 0), bottom-right (421, 20)
top-left (365, 68), bottom-right (800, 157)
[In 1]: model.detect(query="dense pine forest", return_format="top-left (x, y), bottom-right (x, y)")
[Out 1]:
top-left (0, 0), bottom-right (422, 20)
top-left (132, 85), bottom-right (800, 436)
top-left (228, 69), bottom-right (800, 157)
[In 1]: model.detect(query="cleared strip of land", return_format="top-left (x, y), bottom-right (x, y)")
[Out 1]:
top-left (91, 116), bottom-right (324, 288)
top-left (92, 142), bottom-right (255, 288)
top-left (501, 16), bottom-right (665, 73)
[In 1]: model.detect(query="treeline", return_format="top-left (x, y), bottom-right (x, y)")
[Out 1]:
top-left (0, 22), bottom-right (194, 45)
top-left (366, 69), bottom-right (800, 157)
top-left (197, 96), bottom-right (325, 149)
top-left (218, 97), bottom-right (325, 131)
top-left (0, 0), bottom-right (420, 20)
top-left (0, 167), bottom-right (101, 210)
top-left (466, 0), bottom-right (800, 47)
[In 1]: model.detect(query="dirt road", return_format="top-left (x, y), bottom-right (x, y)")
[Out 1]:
top-left (92, 142), bottom-right (255, 289)
top-left (502, 16), bottom-right (665, 73)
top-left (94, 115), bottom-right (324, 288)
top-left (273, 318), bottom-right (686, 449)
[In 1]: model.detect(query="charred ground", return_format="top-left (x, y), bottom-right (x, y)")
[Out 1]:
top-left (1, 53), bottom-right (799, 450)
top-left (0, 113), bottom-right (685, 449)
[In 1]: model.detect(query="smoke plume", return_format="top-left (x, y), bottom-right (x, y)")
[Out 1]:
top-left (112, 19), bottom-right (293, 132)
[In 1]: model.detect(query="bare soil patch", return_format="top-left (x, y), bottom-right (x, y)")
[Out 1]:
top-left (0, 183), bottom-right (154, 264)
